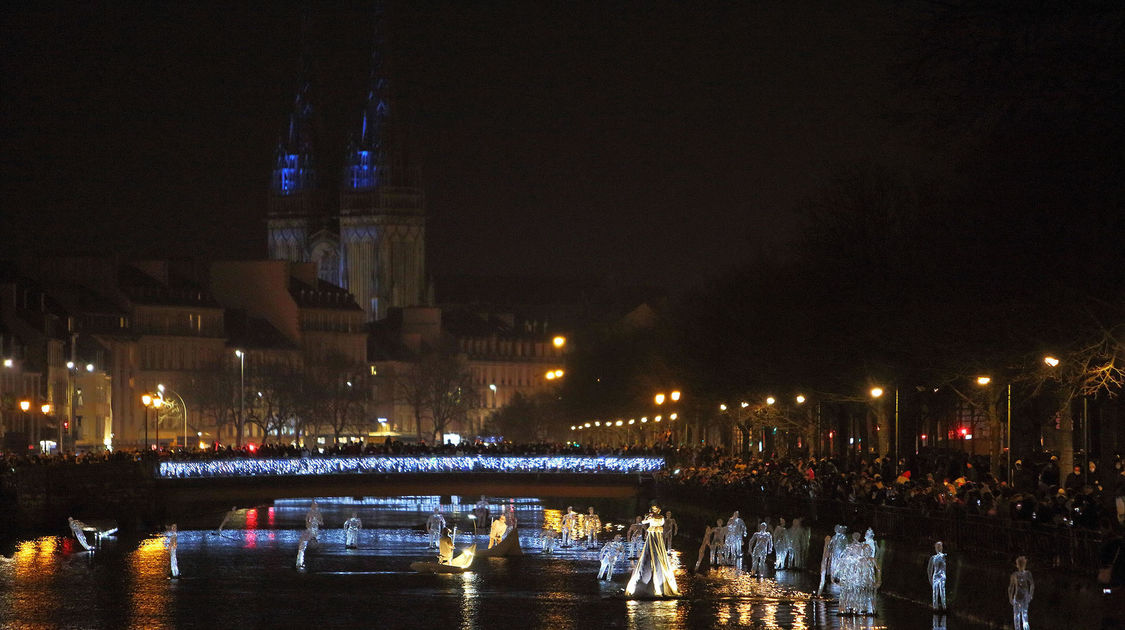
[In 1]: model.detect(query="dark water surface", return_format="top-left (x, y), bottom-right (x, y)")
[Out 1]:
top-left (0, 497), bottom-right (985, 629)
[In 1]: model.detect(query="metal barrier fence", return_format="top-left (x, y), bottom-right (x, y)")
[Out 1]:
top-left (660, 483), bottom-right (1103, 573)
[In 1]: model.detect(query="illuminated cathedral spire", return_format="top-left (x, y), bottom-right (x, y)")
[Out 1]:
top-left (271, 36), bottom-right (317, 195)
top-left (343, 4), bottom-right (389, 191)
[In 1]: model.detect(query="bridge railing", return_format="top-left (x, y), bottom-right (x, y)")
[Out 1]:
top-left (157, 455), bottom-right (666, 479)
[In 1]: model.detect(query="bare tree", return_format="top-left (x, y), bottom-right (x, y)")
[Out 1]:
top-left (304, 354), bottom-right (368, 446)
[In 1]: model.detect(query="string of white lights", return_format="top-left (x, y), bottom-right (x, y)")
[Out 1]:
top-left (158, 455), bottom-right (666, 479)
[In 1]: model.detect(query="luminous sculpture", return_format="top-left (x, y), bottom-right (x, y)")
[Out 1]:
top-left (773, 517), bottom-right (791, 569)
top-left (584, 507), bottom-right (601, 549)
top-left (663, 511), bottom-right (678, 549)
top-left (818, 525), bottom-right (848, 595)
top-left (305, 501), bottom-right (324, 543)
top-left (561, 506), bottom-right (578, 548)
top-left (67, 517), bottom-right (92, 551)
top-left (837, 532), bottom-right (878, 616)
top-left (789, 517), bottom-right (811, 569)
top-left (296, 530), bottom-right (312, 569)
top-left (542, 527), bottom-right (559, 554)
top-left (426, 509), bottom-right (446, 548)
top-left (473, 496), bottom-right (490, 531)
top-left (709, 518), bottom-right (728, 566)
top-left (694, 522), bottom-right (715, 572)
top-left (927, 541), bottom-right (947, 611)
top-left (165, 524), bottom-right (179, 578)
top-left (1008, 556), bottom-right (1034, 630)
top-left (625, 505), bottom-right (680, 598)
top-left (489, 515), bottom-right (508, 549)
top-left (598, 535), bottom-right (627, 581)
top-left (749, 522), bottom-right (773, 576)
top-left (626, 516), bottom-right (645, 559)
top-left (725, 511), bottom-right (748, 570)
top-left (344, 512), bottom-right (363, 550)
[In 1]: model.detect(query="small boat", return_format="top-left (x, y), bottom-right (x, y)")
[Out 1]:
top-left (476, 529), bottom-right (523, 558)
top-left (411, 543), bottom-right (476, 574)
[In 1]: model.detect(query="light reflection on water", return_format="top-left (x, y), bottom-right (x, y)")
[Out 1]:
top-left (0, 497), bottom-right (983, 629)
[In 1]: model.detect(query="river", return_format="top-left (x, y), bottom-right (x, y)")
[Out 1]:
top-left (0, 496), bottom-right (985, 629)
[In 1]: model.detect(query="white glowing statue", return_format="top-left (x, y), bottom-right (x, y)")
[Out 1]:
top-left (772, 518), bottom-right (791, 569)
top-left (625, 505), bottom-right (680, 598)
top-left (788, 517), bottom-right (811, 569)
top-left (725, 511), bottom-right (748, 570)
top-left (818, 525), bottom-right (848, 595)
top-left (749, 522), bottom-right (773, 576)
top-left (305, 501), bottom-right (324, 542)
top-left (836, 532), bottom-right (878, 616)
top-left (584, 507), bottom-right (601, 549)
top-left (489, 515), bottom-right (508, 549)
top-left (344, 512), bottom-right (363, 549)
top-left (927, 541), bottom-right (947, 611)
top-left (626, 516), bottom-right (644, 559)
top-left (709, 518), bottom-right (728, 566)
top-left (296, 530), bottom-right (312, 569)
top-left (560, 506), bottom-right (579, 548)
top-left (426, 509), bottom-right (446, 548)
top-left (598, 535), bottom-right (626, 580)
top-left (164, 524), bottom-right (179, 578)
top-left (1008, 555), bottom-right (1034, 630)
top-left (68, 517), bottom-right (92, 551)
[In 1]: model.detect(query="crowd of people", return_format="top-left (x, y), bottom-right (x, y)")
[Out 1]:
top-left (662, 446), bottom-right (1125, 533)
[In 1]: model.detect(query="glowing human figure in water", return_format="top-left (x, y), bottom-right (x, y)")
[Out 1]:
top-left (296, 530), bottom-right (312, 569)
top-left (725, 511), bottom-right (748, 570)
top-left (165, 524), bottom-right (179, 578)
top-left (489, 515), bottom-right (508, 549)
top-left (305, 501), bottom-right (324, 542)
top-left (927, 541), bottom-right (947, 611)
top-left (560, 506), bottom-right (579, 548)
top-left (598, 535), bottom-right (626, 580)
top-left (584, 507), bottom-right (601, 549)
top-left (773, 518), bottom-right (791, 569)
top-left (749, 522), bottom-right (773, 576)
top-left (426, 509), bottom-right (446, 548)
top-left (1008, 556), bottom-right (1034, 630)
top-left (68, 517), bottom-right (93, 551)
top-left (343, 512), bottom-right (362, 549)
top-left (625, 505), bottom-right (680, 598)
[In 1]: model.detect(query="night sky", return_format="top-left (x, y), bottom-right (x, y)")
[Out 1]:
top-left (2, 1), bottom-right (916, 291)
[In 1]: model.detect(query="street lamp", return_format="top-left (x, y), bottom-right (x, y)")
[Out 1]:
top-left (766, 396), bottom-right (776, 405)
top-left (158, 384), bottom-right (190, 450)
top-left (654, 393), bottom-right (665, 405)
top-left (870, 386), bottom-right (899, 473)
top-left (235, 349), bottom-right (245, 447)
top-left (1043, 356), bottom-right (1060, 368)
top-left (976, 375), bottom-right (1012, 484)
top-left (670, 391), bottom-right (681, 402)
top-left (552, 336), bottom-right (566, 349)
top-left (141, 394), bottom-right (152, 450)
top-left (796, 394), bottom-right (806, 404)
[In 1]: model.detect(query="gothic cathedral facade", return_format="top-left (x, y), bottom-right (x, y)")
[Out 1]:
top-left (266, 13), bottom-right (426, 323)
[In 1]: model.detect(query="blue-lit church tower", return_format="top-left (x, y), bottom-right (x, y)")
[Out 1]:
top-left (267, 7), bottom-right (425, 321)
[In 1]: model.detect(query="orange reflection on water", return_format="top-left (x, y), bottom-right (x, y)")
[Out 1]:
top-left (127, 536), bottom-right (171, 630)
top-left (541, 508), bottom-right (562, 533)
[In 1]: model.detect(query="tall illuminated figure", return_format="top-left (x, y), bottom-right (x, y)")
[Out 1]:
top-left (662, 511), bottom-right (678, 549)
top-left (344, 512), bottom-right (363, 549)
top-left (773, 517), bottom-right (791, 569)
top-left (725, 511), bottom-right (748, 570)
top-left (426, 509), bottom-right (446, 548)
top-left (68, 517), bottom-right (93, 551)
top-left (561, 506), bottom-right (578, 548)
top-left (749, 522), bottom-right (773, 576)
top-left (626, 516), bottom-right (644, 558)
top-left (1008, 556), bottom-right (1034, 630)
top-left (789, 517), bottom-right (811, 569)
top-left (598, 535), bottom-right (626, 580)
top-left (305, 501), bottom-right (324, 543)
top-left (165, 524), bottom-right (179, 578)
top-left (926, 541), bottom-right (947, 611)
top-left (584, 507), bottom-right (601, 549)
top-left (709, 518), bottom-right (727, 566)
top-left (625, 505), bottom-right (680, 598)
top-left (296, 530), bottom-right (312, 569)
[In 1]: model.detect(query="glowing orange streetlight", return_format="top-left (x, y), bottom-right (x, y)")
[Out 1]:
top-left (19, 400), bottom-right (30, 412)
top-left (670, 390), bottom-right (681, 402)
top-left (654, 393), bottom-right (665, 405)
top-left (552, 336), bottom-right (566, 348)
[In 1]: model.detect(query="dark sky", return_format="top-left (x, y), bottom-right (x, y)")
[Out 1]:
top-left (1, 1), bottom-right (915, 291)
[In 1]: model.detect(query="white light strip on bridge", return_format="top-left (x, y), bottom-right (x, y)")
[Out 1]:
top-left (158, 455), bottom-right (666, 479)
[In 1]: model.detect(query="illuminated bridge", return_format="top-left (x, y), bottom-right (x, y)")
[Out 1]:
top-left (153, 455), bottom-right (666, 511)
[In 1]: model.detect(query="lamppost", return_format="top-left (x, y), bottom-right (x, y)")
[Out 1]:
top-left (158, 384), bottom-right (190, 450)
top-left (18, 400), bottom-right (31, 451)
top-left (870, 386), bottom-right (899, 473)
top-left (974, 375), bottom-right (1012, 484)
top-left (141, 394), bottom-right (151, 450)
top-left (235, 349), bottom-right (245, 447)
top-left (40, 403), bottom-right (51, 453)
